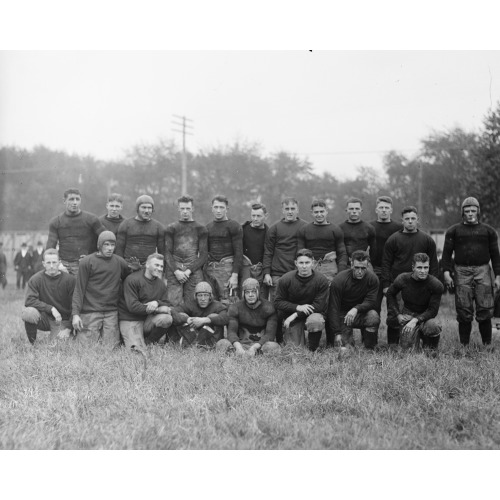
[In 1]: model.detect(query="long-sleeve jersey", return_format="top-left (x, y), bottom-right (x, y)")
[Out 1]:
top-left (262, 218), bottom-right (308, 277)
top-left (381, 230), bottom-right (438, 288)
top-left (441, 222), bottom-right (500, 275)
top-left (339, 220), bottom-right (376, 261)
top-left (387, 272), bottom-right (444, 324)
top-left (25, 270), bottom-right (76, 320)
top-left (274, 270), bottom-right (330, 319)
top-left (227, 298), bottom-right (277, 346)
top-left (171, 299), bottom-right (228, 340)
top-left (115, 217), bottom-right (165, 264)
top-left (296, 222), bottom-right (348, 271)
top-left (327, 269), bottom-right (379, 336)
top-left (72, 253), bottom-right (129, 315)
top-left (206, 219), bottom-right (243, 273)
top-left (98, 214), bottom-right (125, 235)
top-left (242, 221), bottom-right (268, 264)
top-left (118, 270), bottom-right (171, 321)
top-left (164, 220), bottom-right (208, 273)
top-left (47, 211), bottom-right (105, 261)
top-left (369, 220), bottom-right (404, 268)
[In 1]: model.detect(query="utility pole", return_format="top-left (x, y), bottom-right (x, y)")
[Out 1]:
top-left (172, 115), bottom-right (194, 195)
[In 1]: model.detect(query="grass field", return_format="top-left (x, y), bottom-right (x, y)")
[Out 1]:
top-left (1, 276), bottom-right (500, 450)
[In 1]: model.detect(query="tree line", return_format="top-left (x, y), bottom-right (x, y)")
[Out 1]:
top-left (1, 102), bottom-right (500, 232)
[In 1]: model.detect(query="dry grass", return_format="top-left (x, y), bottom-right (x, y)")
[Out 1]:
top-left (1, 284), bottom-right (500, 450)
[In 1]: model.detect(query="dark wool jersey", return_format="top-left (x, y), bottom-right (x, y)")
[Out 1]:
top-left (206, 219), bottom-right (243, 273)
top-left (171, 299), bottom-right (228, 339)
top-left (47, 211), bottom-right (105, 261)
top-left (72, 253), bottom-right (129, 315)
top-left (118, 270), bottom-right (171, 321)
top-left (274, 270), bottom-right (330, 319)
top-left (242, 221), bottom-right (268, 264)
top-left (227, 298), bottom-right (277, 346)
top-left (387, 273), bottom-right (444, 324)
top-left (98, 214), bottom-right (125, 235)
top-left (25, 270), bottom-right (76, 320)
top-left (381, 230), bottom-right (438, 288)
top-left (115, 217), bottom-right (166, 264)
top-left (296, 222), bottom-right (348, 271)
top-left (339, 220), bottom-right (376, 261)
top-left (441, 222), bottom-right (500, 275)
top-left (263, 218), bottom-right (308, 277)
top-left (164, 220), bottom-right (208, 273)
top-left (327, 269), bottom-right (379, 335)
top-left (369, 220), bottom-right (404, 268)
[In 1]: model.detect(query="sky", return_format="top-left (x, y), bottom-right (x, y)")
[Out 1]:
top-left (1, 50), bottom-right (500, 181)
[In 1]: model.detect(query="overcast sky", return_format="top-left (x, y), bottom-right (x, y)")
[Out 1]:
top-left (1, 51), bottom-right (499, 180)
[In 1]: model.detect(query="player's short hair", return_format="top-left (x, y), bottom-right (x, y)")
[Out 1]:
top-left (177, 195), bottom-right (194, 205)
top-left (376, 196), bottom-right (393, 206)
top-left (346, 197), bottom-right (362, 207)
top-left (212, 195), bottom-right (228, 206)
top-left (412, 253), bottom-right (429, 265)
top-left (281, 197), bottom-right (299, 206)
top-left (311, 199), bottom-right (327, 209)
top-left (107, 193), bottom-right (123, 203)
top-left (146, 253), bottom-right (164, 264)
top-left (295, 248), bottom-right (314, 260)
top-left (63, 188), bottom-right (81, 199)
top-left (351, 250), bottom-right (370, 263)
top-left (43, 248), bottom-right (59, 260)
top-left (251, 203), bottom-right (267, 214)
top-left (402, 205), bottom-right (418, 216)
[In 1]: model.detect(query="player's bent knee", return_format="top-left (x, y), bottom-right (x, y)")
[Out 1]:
top-left (365, 310), bottom-right (380, 327)
top-left (21, 307), bottom-right (41, 324)
top-left (422, 319), bottom-right (442, 337)
top-left (154, 313), bottom-right (173, 329)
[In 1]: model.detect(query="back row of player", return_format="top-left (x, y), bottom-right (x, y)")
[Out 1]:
top-left (46, 188), bottom-right (500, 349)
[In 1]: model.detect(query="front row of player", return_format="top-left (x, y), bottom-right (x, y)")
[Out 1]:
top-left (21, 229), bottom-right (446, 355)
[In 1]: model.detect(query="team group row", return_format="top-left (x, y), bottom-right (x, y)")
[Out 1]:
top-left (14, 189), bottom-right (500, 352)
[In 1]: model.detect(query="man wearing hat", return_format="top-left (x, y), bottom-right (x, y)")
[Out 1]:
top-left (31, 241), bottom-right (45, 275)
top-left (274, 248), bottom-right (330, 351)
top-left (14, 242), bottom-right (32, 289)
top-left (216, 278), bottom-right (280, 356)
top-left (21, 249), bottom-right (76, 344)
top-left (170, 281), bottom-right (228, 347)
top-left (72, 231), bottom-right (130, 346)
top-left (47, 188), bottom-right (105, 275)
top-left (327, 250), bottom-right (380, 349)
top-left (442, 196), bottom-right (500, 347)
top-left (118, 253), bottom-right (173, 349)
top-left (115, 194), bottom-right (166, 266)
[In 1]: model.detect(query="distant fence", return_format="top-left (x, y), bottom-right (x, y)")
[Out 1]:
top-left (0, 231), bottom-right (48, 263)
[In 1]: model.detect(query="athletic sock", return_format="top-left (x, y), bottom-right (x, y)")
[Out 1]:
top-left (458, 322), bottom-right (472, 346)
top-left (478, 320), bottom-right (492, 345)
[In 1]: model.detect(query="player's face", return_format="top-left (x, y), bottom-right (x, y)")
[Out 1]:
top-left (412, 260), bottom-right (430, 281)
top-left (346, 202), bottom-right (362, 222)
top-left (282, 202), bottom-right (299, 222)
top-left (312, 206), bottom-right (328, 224)
top-left (295, 256), bottom-right (314, 277)
top-left (64, 194), bottom-right (82, 214)
top-left (196, 292), bottom-right (211, 308)
top-left (100, 241), bottom-right (116, 257)
top-left (402, 212), bottom-right (418, 232)
top-left (137, 203), bottom-right (153, 221)
top-left (250, 209), bottom-right (267, 228)
top-left (351, 259), bottom-right (368, 280)
top-left (43, 254), bottom-right (60, 276)
top-left (212, 201), bottom-right (228, 221)
top-left (178, 202), bottom-right (194, 221)
top-left (146, 257), bottom-right (164, 278)
top-left (244, 288), bottom-right (259, 305)
top-left (375, 202), bottom-right (392, 222)
top-left (106, 201), bottom-right (123, 219)
top-left (463, 206), bottom-right (478, 224)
